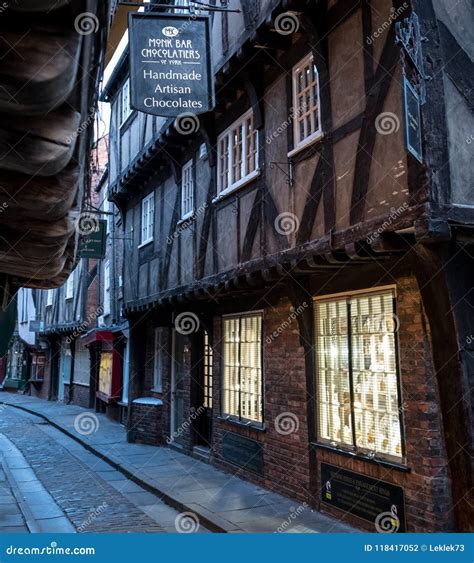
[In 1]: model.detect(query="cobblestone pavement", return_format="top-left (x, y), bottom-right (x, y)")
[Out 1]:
top-left (0, 408), bottom-right (208, 533)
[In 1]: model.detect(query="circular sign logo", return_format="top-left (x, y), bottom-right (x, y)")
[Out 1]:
top-left (162, 26), bottom-right (179, 37)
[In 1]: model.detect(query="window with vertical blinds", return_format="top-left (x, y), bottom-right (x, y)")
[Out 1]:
top-left (314, 289), bottom-right (403, 461)
top-left (222, 313), bottom-right (263, 424)
top-left (203, 330), bottom-right (213, 409)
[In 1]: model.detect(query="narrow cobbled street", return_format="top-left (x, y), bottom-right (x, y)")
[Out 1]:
top-left (0, 408), bottom-right (207, 533)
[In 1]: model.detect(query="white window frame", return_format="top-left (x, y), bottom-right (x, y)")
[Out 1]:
top-left (153, 328), bottom-right (164, 392)
top-left (181, 159), bottom-right (194, 220)
top-left (173, 0), bottom-right (190, 13)
top-left (216, 109), bottom-right (259, 198)
top-left (222, 311), bottom-right (264, 425)
top-left (103, 261), bottom-right (111, 317)
top-left (140, 193), bottom-right (154, 247)
top-left (46, 289), bottom-right (54, 308)
top-left (120, 79), bottom-right (132, 127)
top-left (314, 286), bottom-right (404, 463)
top-left (103, 198), bottom-right (111, 235)
top-left (65, 274), bottom-right (74, 301)
top-left (289, 52), bottom-right (323, 157)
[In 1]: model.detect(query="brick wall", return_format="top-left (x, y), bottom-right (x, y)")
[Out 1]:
top-left (211, 296), bottom-right (311, 502)
top-left (314, 274), bottom-right (453, 532)
top-left (209, 272), bottom-right (453, 532)
top-left (129, 402), bottom-right (163, 445)
top-left (70, 384), bottom-right (90, 408)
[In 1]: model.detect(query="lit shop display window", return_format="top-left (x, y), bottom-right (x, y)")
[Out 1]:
top-left (314, 289), bottom-right (403, 462)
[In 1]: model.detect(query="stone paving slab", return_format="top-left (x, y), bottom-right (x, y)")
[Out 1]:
top-left (1, 392), bottom-right (357, 534)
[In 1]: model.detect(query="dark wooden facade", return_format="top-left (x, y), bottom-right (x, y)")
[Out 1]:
top-left (104, 0), bottom-right (473, 532)
top-left (0, 0), bottom-right (111, 294)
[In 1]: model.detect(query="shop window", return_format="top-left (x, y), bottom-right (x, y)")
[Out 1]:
top-left (46, 289), bottom-right (54, 308)
top-left (314, 288), bottom-right (403, 461)
top-left (120, 79), bottom-right (132, 126)
top-left (291, 52), bottom-right (322, 152)
top-left (181, 160), bottom-right (194, 219)
top-left (140, 192), bottom-right (154, 246)
top-left (103, 261), bottom-right (111, 317)
top-left (31, 354), bottom-right (46, 382)
top-left (217, 110), bottom-right (259, 196)
top-left (99, 352), bottom-right (113, 396)
top-left (65, 273), bottom-right (74, 300)
top-left (203, 330), bottom-right (213, 409)
top-left (222, 313), bottom-right (263, 424)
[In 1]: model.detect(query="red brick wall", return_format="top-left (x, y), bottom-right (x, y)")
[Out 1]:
top-left (129, 402), bottom-right (164, 445)
top-left (211, 298), bottom-right (311, 502)
top-left (209, 273), bottom-right (453, 532)
top-left (314, 274), bottom-right (453, 532)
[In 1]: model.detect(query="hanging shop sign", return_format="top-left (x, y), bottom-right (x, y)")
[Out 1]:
top-left (128, 12), bottom-right (214, 117)
top-left (321, 463), bottom-right (406, 532)
top-left (403, 77), bottom-right (422, 162)
top-left (79, 219), bottom-right (106, 259)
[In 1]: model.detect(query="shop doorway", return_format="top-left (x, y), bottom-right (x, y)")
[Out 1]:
top-left (192, 329), bottom-right (213, 451)
top-left (170, 330), bottom-right (187, 447)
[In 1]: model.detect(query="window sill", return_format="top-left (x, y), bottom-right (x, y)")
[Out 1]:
top-left (288, 130), bottom-right (324, 158)
top-left (217, 415), bottom-right (265, 433)
top-left (138, 239), bottom-right (153, 249)
top-left (177, 212), bottom-right (194, 226)
top-left (311, 442), bottom-right (410, 473)
top-left (212, 169), bottom-right (261, 204)
top-left (150, 387), bottom-right (163, 394)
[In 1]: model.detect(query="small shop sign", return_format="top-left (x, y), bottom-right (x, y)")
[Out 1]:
top-left (222, 432), bottom-right (264, 475)
top-left (403, 77), bottom-right (422, 162)
top-left (321, 463), bottom-right (406, 532)
top-left (79, 219), bottom-right (107, 259)
top-left (128, 12), bottom-right (214, 117)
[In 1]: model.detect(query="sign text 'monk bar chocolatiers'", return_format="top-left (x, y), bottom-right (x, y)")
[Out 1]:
top-left (128, 13), bottom-right (214, 117)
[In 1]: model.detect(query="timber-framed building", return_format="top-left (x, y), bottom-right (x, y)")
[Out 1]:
top-left (102, 0), bottom-right (473, 532)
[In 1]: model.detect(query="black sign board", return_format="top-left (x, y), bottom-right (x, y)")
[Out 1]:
top-left (403, 77), bottom-right (422, 162)
top-left (79, 220), bottom-right (106, 260)
top-left (128, 12), bottom-right (214, 117)
top-left (222, 432), bottom-right (264, 475)
top-left (321, 463), bottom-right (406, 532)
top-left (29, 320), bottom-right (45, 333)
